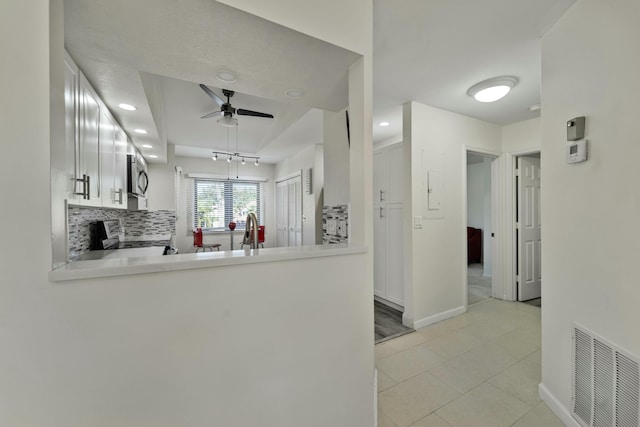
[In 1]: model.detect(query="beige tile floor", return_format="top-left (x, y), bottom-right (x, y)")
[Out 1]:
top-left (376, 298), bottom-right (564, 427)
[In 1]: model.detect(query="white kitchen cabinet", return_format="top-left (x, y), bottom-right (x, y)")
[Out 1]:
top-left (373, 143), bottom-right (403, 205)
top-left (373, 142), bottom-right (404, 307)
top-left (76, 72), bottom-right (102, 206)
top-left (64, 51), bottom-right (128, 209)
top-left (64, 52), bottom-right (79, 203)
top-left (99, 107), bottom-right (127, 209)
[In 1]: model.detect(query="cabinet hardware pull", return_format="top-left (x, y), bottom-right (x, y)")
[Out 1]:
top-left (379, 206), bottom-right (384, 218)
top-left (380, 189), bottom-right (385, 202)
top-left (116, 188), bottom-right (123, 204)
top-left (85, 175), bottom-right (90, 200)
top-left (73, 174), bottom-right (89, 199)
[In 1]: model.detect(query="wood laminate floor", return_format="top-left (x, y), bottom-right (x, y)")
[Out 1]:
top-left (375, 300), bottom-right (414, 344)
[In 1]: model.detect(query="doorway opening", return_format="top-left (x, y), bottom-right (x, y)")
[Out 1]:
top-left (466, 151), bottom-right (497, 305)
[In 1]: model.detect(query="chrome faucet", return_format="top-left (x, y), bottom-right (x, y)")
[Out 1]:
top-left (243, 212), bottom-right (259, 250)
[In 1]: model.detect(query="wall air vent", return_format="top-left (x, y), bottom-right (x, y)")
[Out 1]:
top-left (572, 323), bottom-right (640, 427)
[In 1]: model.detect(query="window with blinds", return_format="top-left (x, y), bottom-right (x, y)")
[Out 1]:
top-left (192, 178), bottom-right (262, 231)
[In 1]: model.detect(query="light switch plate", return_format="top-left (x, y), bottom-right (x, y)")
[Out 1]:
top-left (414, 216), bottom-right (423, 229)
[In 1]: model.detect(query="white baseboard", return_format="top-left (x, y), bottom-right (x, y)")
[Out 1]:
top-left (412, 306), bottom-right (466, 330)
top-left (538, 383), bottom-right (581, 427)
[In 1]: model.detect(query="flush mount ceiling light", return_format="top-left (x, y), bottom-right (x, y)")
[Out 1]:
top-left (529, 103), bottom-right (541, 112)
top-left (134, 129), bottom-right (148, 134)
top-left (216, 69), bottom-right (237, 84)
top-left (379, 121), bottom-right (390, 127)
top-left (467, 76), bottom-right (519, 103)
top-left (148, 155), bottom-right (158, 159)
top-left (142, 144), bottom-right (153, 149)
top-left (285, 88), bottom-right (305, 98)
top-left (118, 103), bottom-right (137, 111)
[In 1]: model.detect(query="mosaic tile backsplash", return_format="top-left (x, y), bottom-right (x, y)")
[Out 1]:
top-left (68, 206), bottom-right (175, 259)
top-left (323, 204), bottom-right (349, 244)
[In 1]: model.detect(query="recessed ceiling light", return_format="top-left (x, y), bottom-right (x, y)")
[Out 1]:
top-left (467, 76), bottom-right (519, 103)
top-left (285, 88), bottom-right (305, 98)
top-left (134, 129), bottom-right (148, 134)
top-left (379, 121), bottom-right (390, 127)
top-left (118, 103), bottom-right (137, 111)
top-left (216, 69), bottom-right (237, 84)
top-left (142, 144), bottom-right (153, 149)
top-left (148, 155), bottom-right (158, 159)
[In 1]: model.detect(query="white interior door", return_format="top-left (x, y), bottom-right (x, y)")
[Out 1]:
top-left (517, 156), bottom-right (542, 301)
top-left (288, 177), bottom-right (302, 246)
top-left (276, 173), bottom-right (302, 248)
top-left (276, 180), bottom-right (288, 247)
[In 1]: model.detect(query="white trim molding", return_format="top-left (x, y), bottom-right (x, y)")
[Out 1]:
top-left (412, 306), bottom-right (466, 330)
top-left (538, 383), bottom-right (581, 427)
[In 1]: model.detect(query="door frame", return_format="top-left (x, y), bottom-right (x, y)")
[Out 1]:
top-left (462, 145), bottom-right (501, 308)
top-left (463, 146), bottom-right (541, 304)
top-left (498, 147), bottom-right (540, 302)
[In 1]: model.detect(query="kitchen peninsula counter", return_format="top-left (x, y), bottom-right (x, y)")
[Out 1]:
top-left (49, 244), bottom-right (365, 282)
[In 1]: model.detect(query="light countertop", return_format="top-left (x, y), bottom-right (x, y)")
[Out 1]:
top-left (50, 244), bottom-right (367, 282)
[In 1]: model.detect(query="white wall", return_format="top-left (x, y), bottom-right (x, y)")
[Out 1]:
top-left (403, 102), bottom-right (501, 326)
top-left (540, 0), bottom-right (640, 419)
top-left (0, 0), bottom-right (374, 426)
top-left (275, 144), bottom-right (324, 246)
top-left (502, 117), bottom-right (540, 153)
top-left (148, 151), bottom-right (276, 253)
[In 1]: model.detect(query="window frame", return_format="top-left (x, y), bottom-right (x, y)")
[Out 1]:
top-left (192, 178), bottom-right (263, 232)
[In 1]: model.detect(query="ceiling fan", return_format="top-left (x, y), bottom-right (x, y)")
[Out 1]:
top-left (199, 84), bottom-right (274, 126)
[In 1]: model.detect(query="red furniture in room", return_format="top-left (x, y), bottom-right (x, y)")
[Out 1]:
top-left (467, 227), bottom-right (482, 264)
top-left (241, 225), bottom-right (265, 249)
top-left (193, 228), bottom-right (221, 252)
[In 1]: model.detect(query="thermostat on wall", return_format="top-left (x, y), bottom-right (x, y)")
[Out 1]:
top-left (566, 139), bottom-right (588, 164)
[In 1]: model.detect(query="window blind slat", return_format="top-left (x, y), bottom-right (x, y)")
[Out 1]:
top-left (192, 178), bottom-right (262, 231)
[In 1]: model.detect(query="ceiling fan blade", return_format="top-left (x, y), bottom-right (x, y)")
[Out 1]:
top-left (236, 108), bottom-right (274, 118)
top-left (201, 110), bottom-right (221, 119)
top-left (199, 84), bottom-right (224, 106)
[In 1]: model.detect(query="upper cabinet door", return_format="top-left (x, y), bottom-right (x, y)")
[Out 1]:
top-left (386, 144), bottom-right (404, 204)
top-left (113, 127), bottom-right (128, 208)
top-left (99, 110), bottom-right (116, 208)
top-left (78, 73), bottom-right (101, 206)
top-left (64, 53), bottom-right (80, 202)
top-left (373, 143), bottom-right (403, 204)
top-left (373, 150), bottom-right (387, 203)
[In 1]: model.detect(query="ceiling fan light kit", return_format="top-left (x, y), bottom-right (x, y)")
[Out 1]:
top-left (467, 76), bottom-right (519, 103)
top-left (217, 115), bottom-right (238, 127)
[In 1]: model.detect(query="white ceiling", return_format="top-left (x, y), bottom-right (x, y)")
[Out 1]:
top-left (64, 0), bottom-right (359, 164)
top-left (64, 0), bottom-right (576, 162)
top-left (372, 0), bottom-right (576, 143)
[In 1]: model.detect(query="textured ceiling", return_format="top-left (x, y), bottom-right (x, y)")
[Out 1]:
top-left (64, 0), bottom-right (577, 160)
top-left (372, 0), bottom-right (576, 143)
top-left (64, 0), bottom-right (360, 163)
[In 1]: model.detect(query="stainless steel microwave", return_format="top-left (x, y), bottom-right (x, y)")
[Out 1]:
top-left (127, 153), bottom-right (148, 198)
